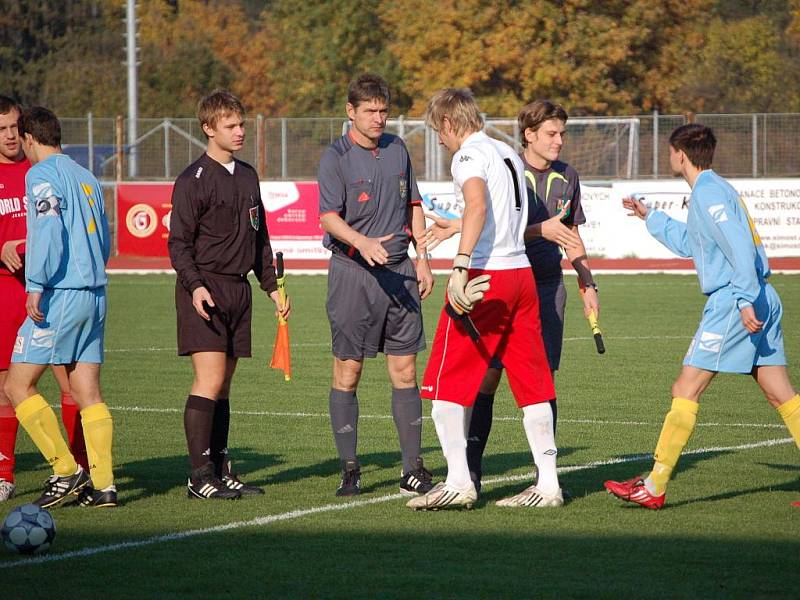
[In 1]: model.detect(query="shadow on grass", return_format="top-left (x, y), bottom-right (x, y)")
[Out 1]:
top-left (6, 528), bottom-right (799, 598)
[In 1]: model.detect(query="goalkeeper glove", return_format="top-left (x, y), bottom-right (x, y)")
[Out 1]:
top-left (447, 253), bottom-right (491, 314)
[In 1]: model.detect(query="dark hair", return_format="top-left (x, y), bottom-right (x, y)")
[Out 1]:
top-left (347, 73), bottom-right (390, 109)
top-left (669, 123), bottom-right (716, 169)
top-left (0, 95), bottom-right (21, 116)
top-left (197, 89), bottom-right (245, 132)
top-left (19, 106), bottom-right (61, 147)
top-left (518, 100), bottom-right (568, 147)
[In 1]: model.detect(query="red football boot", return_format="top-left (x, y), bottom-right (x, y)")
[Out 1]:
top-left (604, 475), bottom-right (665, 510)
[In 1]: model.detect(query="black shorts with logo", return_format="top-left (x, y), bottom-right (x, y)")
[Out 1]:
top-left (176, 273), bottom-right (253, 357)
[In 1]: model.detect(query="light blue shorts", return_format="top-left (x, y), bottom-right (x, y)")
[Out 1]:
top-left (12, 288), bottom-right (106, 365)
top-left (683, 283), bottom-right (785, 374)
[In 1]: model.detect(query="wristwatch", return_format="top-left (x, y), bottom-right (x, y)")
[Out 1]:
top-left (583, 281), bottom-right (598, 292)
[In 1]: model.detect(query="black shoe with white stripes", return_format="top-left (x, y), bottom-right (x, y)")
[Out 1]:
top-left (187, 464), bottom-right (241, 500)
top-left (77, 485), bottom-right (118, 508)
top-left (33, 465), bottom-right (91, 508)
top-left (221, 461), bottom-right (264, 496)
top-left (399, 457), bottom-right (435, 496)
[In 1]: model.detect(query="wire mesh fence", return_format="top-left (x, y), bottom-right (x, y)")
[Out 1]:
top-left (60, 113), bottom-right (800, 182)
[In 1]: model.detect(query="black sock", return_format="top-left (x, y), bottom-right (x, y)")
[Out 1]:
top-left (184, 395), bottom-right (216, 471)
top-left (391, 387), bottom-right (422, 474)
top-left (210, 398), bottom-right (230, 477)
top-left (329, 389), bottom-right (358, 462)
top-left (467, 392), bottom-right (495, 479)
top-left (549, 398), bottom-right (558, 436)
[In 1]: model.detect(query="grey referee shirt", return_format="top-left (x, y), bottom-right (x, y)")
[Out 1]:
top-left (318, 131), bottom-right (422, 267)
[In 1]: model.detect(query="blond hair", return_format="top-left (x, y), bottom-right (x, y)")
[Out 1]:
top-left (425, 88), bottom-right (483, 136)
top-left (197, 89), bottom-right (245, 134)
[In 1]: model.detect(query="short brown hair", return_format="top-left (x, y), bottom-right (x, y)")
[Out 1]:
top-left (0, 95), bottom-right (21, 116)
top-left (425, 88), bottom-right (484, 137)
top-left (518, 100), bottom-right (568, 147)
top-left (669, 123), bottom-right (716, 169)
top-left (19, 106), bottom-right (61, 147)
top-left (197, 89), bottom-right (245, 134)
top-left (347, 73), bottom-right (390, 109)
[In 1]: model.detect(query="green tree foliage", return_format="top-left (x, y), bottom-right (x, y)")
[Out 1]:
top-left (249, 0), bottom-right (407, 116)
top-left (681, 15), bottom-right (800, 112)
top-left (3, 0), bottom-right (800, 116)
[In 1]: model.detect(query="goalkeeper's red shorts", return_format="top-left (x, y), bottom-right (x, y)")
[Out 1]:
top-left (421, 267), bottom-right (555, 407)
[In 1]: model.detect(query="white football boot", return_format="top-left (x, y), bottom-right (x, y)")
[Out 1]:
top-left (406, 481), bottom-right (477, 510)
top-left (496, 484), bottom-right (564, 508)
top-left (0, 479), bottom-right (15, 501)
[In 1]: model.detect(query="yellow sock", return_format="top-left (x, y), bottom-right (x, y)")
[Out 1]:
top-left (649, 397), bottom-right (699, 495)
top-left (15, 394), bottom-right (77, 477)
top-left (80, 403), bottom-right (114, 490)
top-left (777, 394), bottom-right (800, 449)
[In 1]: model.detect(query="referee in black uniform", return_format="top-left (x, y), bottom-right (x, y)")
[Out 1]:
top-left (168, 90), bottom-right (290, 500)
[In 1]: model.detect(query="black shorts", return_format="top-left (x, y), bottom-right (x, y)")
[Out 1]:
top-left (326, 254), bottom-right (425, 360)
top-left (176, 273), bottom-right (253, 357)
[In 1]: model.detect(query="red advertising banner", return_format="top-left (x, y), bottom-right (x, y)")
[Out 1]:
top-left (116, 182), bottom-right (325, 258)
top-left (116, 183), bottom-right (173, 256)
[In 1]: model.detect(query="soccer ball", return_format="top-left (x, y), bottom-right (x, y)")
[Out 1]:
top-left (1, 504), bottom-right (56, 555)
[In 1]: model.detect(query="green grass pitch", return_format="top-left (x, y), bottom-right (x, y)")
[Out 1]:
top-left (2, 273), bottom-right (799, 598)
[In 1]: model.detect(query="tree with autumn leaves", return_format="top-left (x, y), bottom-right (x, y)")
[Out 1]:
top-left (3, 0), bottom-right (800, 117)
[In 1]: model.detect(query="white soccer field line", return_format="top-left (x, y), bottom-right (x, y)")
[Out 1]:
top-left (0, 435), bottom-right (792, 569)
top-left (107, 403), bottom-right (786, 430)
top-left (102, 334), bottom-right (693, 353)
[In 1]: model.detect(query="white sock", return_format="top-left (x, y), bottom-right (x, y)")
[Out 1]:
top-left (431, 400), bottom-right (472, 490)
top-left (522, 403), bottom-right (560, 495)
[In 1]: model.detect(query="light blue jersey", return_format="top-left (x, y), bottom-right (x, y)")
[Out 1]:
top-left (645, 170), bottom-right (769, 308)
top-left (24, 153), bottom-right (109, 293)
top-left (12, 153), bottom-right (109, 365)
top-left (645, 170), bottom-right (785, 373)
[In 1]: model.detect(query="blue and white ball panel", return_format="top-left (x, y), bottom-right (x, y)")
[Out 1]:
top-left (12, 287), bottom-right (106, 365)
top-left (684, 283), bottom-right (786, 373)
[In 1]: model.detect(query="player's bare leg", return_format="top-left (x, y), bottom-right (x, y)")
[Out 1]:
top-left (605, 366), bottom-right (716, 509)
top-left (330, 358), bottom-right (364, 496)
top-left (52, 364), bottom-right (88, 469)
top-left (184, 351), bottom-right (239, 500)
top-left (753, 365), bottom-right (800, 453)
top-left (388, 354), bottom-right (433, 495)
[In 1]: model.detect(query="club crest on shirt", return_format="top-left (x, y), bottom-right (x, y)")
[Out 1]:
top-left (249, 206), bottom-right (259, 230)
top-left (399, 176), bottom-right (408, 204)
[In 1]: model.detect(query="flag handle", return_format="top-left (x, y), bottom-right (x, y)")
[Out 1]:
top-left (276, 252), bottom-right (287, 325)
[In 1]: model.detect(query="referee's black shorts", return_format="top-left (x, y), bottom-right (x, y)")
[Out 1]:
top-left (176, 272), bottom-right (253, 357)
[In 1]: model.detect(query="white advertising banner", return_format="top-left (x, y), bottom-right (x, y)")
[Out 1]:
top-left (422, 178), bottom-right (800, 261)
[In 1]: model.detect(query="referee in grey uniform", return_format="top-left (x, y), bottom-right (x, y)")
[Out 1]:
top-left (318, 74), bottom-right (435, 497)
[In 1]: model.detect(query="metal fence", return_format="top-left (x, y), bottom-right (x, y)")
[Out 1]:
top-left (60, 112), bottom-right (800, 182)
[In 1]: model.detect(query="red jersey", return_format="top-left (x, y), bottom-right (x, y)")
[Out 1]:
top-left (0, 158), bottom-right (29, 279)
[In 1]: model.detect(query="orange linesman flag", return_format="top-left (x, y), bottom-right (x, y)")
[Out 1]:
top-left (270, 252), bottom-right (291, 381)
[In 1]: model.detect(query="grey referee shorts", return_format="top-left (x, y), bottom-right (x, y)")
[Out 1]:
top-left (490, 275), bottom-right (565, 372)
top-left (326, 254), bottom-right (425, 360)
